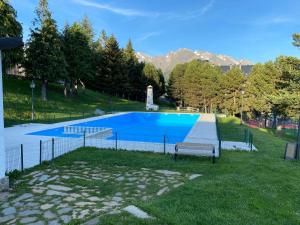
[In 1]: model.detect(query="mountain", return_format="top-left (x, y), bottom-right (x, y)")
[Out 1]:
top-left (136, 48), bottom-right (253, 78)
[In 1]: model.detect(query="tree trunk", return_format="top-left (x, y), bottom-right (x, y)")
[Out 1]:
top-left (273, 112), bottom-right (277, 129)
top-left (64, 80), bottom-right (68, 98)
top-left (79, 79), bottom-right (85, 91)
top-left (41, 79), bottom-right (47, 101)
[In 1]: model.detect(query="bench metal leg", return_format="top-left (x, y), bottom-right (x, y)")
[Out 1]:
top-left (212, 147), bottom-right (216, 164)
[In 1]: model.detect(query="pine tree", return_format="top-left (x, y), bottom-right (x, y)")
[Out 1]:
top-left (183, 60), bottom-right (221, 112)
top-left (245, 62), bottom-right (278, 121)
top-left (168, 63), bottom-right (187, 106)
top-left (219, 67), bottom-right (245, 115)
top-left (62, 22), bottom-right (93, 95)
top-left (0, 0), bottom-right (23, 71)
top-left (123, 39), bottom-right (143, 99)
top-left (292, 33), bottom-right (300, 48)
top-left (24, 0), bottom-right (67, 101)
top-left (81, 15), bottom-right (94, 46)
top-left (103, 35), bottom-right (124, 96)
top-left (273, 56), bottom-right (300, 117)
top-left (143, 63), bottom-right (165, 100)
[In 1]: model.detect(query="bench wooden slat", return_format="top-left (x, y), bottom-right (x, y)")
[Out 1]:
top-left (174, 142), bottom-right (216, 163)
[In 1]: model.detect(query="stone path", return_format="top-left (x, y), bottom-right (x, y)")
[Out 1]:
top-left (0, 162), bottom-right (202, 224)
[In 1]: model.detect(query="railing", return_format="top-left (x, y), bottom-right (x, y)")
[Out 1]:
top-left (5, 132), bottom-right (220, 174)
top-left (244, 129), bottom-right (254, 151)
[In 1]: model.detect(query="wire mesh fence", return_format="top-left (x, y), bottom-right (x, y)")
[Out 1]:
top-left (5, 145), bottom-right (22, 173)
top-left (6, 124), bottom-right (249, 174)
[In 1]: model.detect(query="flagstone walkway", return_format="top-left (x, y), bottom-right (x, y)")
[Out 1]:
top-left (0, 162), bottom-right (200, 224)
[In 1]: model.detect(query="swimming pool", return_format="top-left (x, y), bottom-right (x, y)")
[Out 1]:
top-left (28, 112), bottom-right (200, 143)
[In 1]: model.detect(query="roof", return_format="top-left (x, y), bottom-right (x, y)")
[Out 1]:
top-left (0, 37), bottom-right (23, 50)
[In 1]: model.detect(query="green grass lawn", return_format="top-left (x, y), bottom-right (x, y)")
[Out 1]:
top-left (8, 116), bottom-right (300, 225)
top-left (3, 76), bottom-right (147, 127)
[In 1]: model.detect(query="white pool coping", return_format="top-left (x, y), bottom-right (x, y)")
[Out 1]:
top-left (4, 112), bottom-right (254, 172)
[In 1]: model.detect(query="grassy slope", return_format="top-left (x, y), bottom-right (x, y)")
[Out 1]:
top-left (99, 117), bottom-right (300, 225)
top-left (3, 76), bottom-right (146, 127)
top-left (12, 116), bottom-right (300, 225)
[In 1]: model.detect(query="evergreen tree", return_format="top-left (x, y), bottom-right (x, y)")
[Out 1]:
top-left (168, 63), bottom-right (187, 106)
top-left (273, 56), bottom-right (300, 117)
top-left (103, 35), bottom-right (125, 96)
top-left (88, 30), bottom-right (107, 92)
top-left (183, 60), bottom-right (221, 112)
top-left (24, 0), bottom-right (67, 101)
top-left (80, 15), bottom-right (94, 46)
top-left (245, 62), bottom-right (279, 121)
top-left (123, 39), bottom-right (144, 100)
top-left (143, 63), bottom-right (165, 100)
top-left (62, 22), bottom-right (93, 95)
top-left (292, 33), bottom-right (300, 48)
top-left (0, 0), bottom-right (23, 71)
top-left (219, 67), bottom-right (245, 115)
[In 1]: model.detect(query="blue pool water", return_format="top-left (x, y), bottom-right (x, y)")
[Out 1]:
top-left (28, 112), bottom-right (200, 143)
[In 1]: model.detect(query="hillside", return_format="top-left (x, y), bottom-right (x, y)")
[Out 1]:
top-left (3, 76), bottom-right (147, 127)
top-left (136, 48), bottom-right (253, 78)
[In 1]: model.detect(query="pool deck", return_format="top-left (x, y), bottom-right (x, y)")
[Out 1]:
top-left (184, 114), bottom-right (220, 156)
top-left (4, 112), bottom-right (255, 172)
top-left (4, 113), bottom-right (127, 170)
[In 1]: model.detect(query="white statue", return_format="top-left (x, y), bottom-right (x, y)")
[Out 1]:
top-left (146, 85), bottom-right (159, 111)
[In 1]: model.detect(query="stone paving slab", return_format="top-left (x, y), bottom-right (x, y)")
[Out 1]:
top-left (0, 163), bottom-right (201, 224)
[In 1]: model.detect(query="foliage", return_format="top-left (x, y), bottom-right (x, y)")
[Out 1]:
top-left (273, 56), bottom-right (300, 117)
top-left (62, 22), bottom-right (93, 94)
top-left (24, 0), bottom-right (67, 101)
top-left (143, 63), bottom-right (165, 99)
top-left (292, 33), bottom-right (300, 48)
top-left (218, 67), bottom-right (245, 115)
top-left (0, 0), bottom-right (23, 70)
top-left (168, 63), bottom-right (187, 106)
top-left (245, 62), bottom-right (278, 118)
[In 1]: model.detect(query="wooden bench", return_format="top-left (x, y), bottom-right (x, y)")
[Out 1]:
top-left (174, 142), bottom-right (216, 163)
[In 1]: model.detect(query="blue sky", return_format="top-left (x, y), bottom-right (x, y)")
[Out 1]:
top-left (11, 0), bottom-right (300, 63)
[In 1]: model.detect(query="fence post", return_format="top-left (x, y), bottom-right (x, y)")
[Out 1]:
top-left (39, 140), bottom-right (42, 164)
top-left (163, 135), bottom-right (166, 154)
top-left (21, 144), bottom-right (24, 172)
top-left (250, 133), bottom-right (253, 151)
top-left (83, 130), bottom-right (86, 147)
top-left (52, 138), bottom-right (54, 159)
top-left (115, 132), bottom-right (118, 150)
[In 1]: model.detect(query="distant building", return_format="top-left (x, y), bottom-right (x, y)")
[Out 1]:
top-left (219, 64), bottom-right (253, 75)
top-left (196, 58), bottom-right (253, 75)
top-left (6, 64), bottom-right (25, 76)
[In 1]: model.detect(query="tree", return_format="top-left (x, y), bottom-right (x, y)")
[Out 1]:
top-left (24, 0), bottom-right (67, 101)
top-left (292, 33), bottom-right (300, 48)
top-left (123, 39), bottom-right (144, 100)
top-left (168, 63), bottom-right (187, 106)
top-left (0, 0), bottom-right (23, 71)
top-left (103, 35), bottom-right (125, 96)
top-left (273, 56), bottom-right (300, 117)
top-left (143, 63), bottom-right (165, 100)
top-left (62, 22), bottom-right (93, 96)
top-left (80, 15), bottom-right (94, 46)
top-left (219, 67), bottom-right (245, 115)
top-left (245, 62), bottom-right (279, 122)
top-left (183, 60), bottom-right (221, 112)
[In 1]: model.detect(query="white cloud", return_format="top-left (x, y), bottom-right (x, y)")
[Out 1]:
top-left (253, 16), bottom-right (294, 26)
top-left (73, 0), bottom-right (214, 20)
top-left (137, 32), bottom-right (161, 42)
top-left (73, 0), bottom-right (155, 17)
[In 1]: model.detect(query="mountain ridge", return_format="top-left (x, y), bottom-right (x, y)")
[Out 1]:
top-left (136, 48), bottom-right (253, 76)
